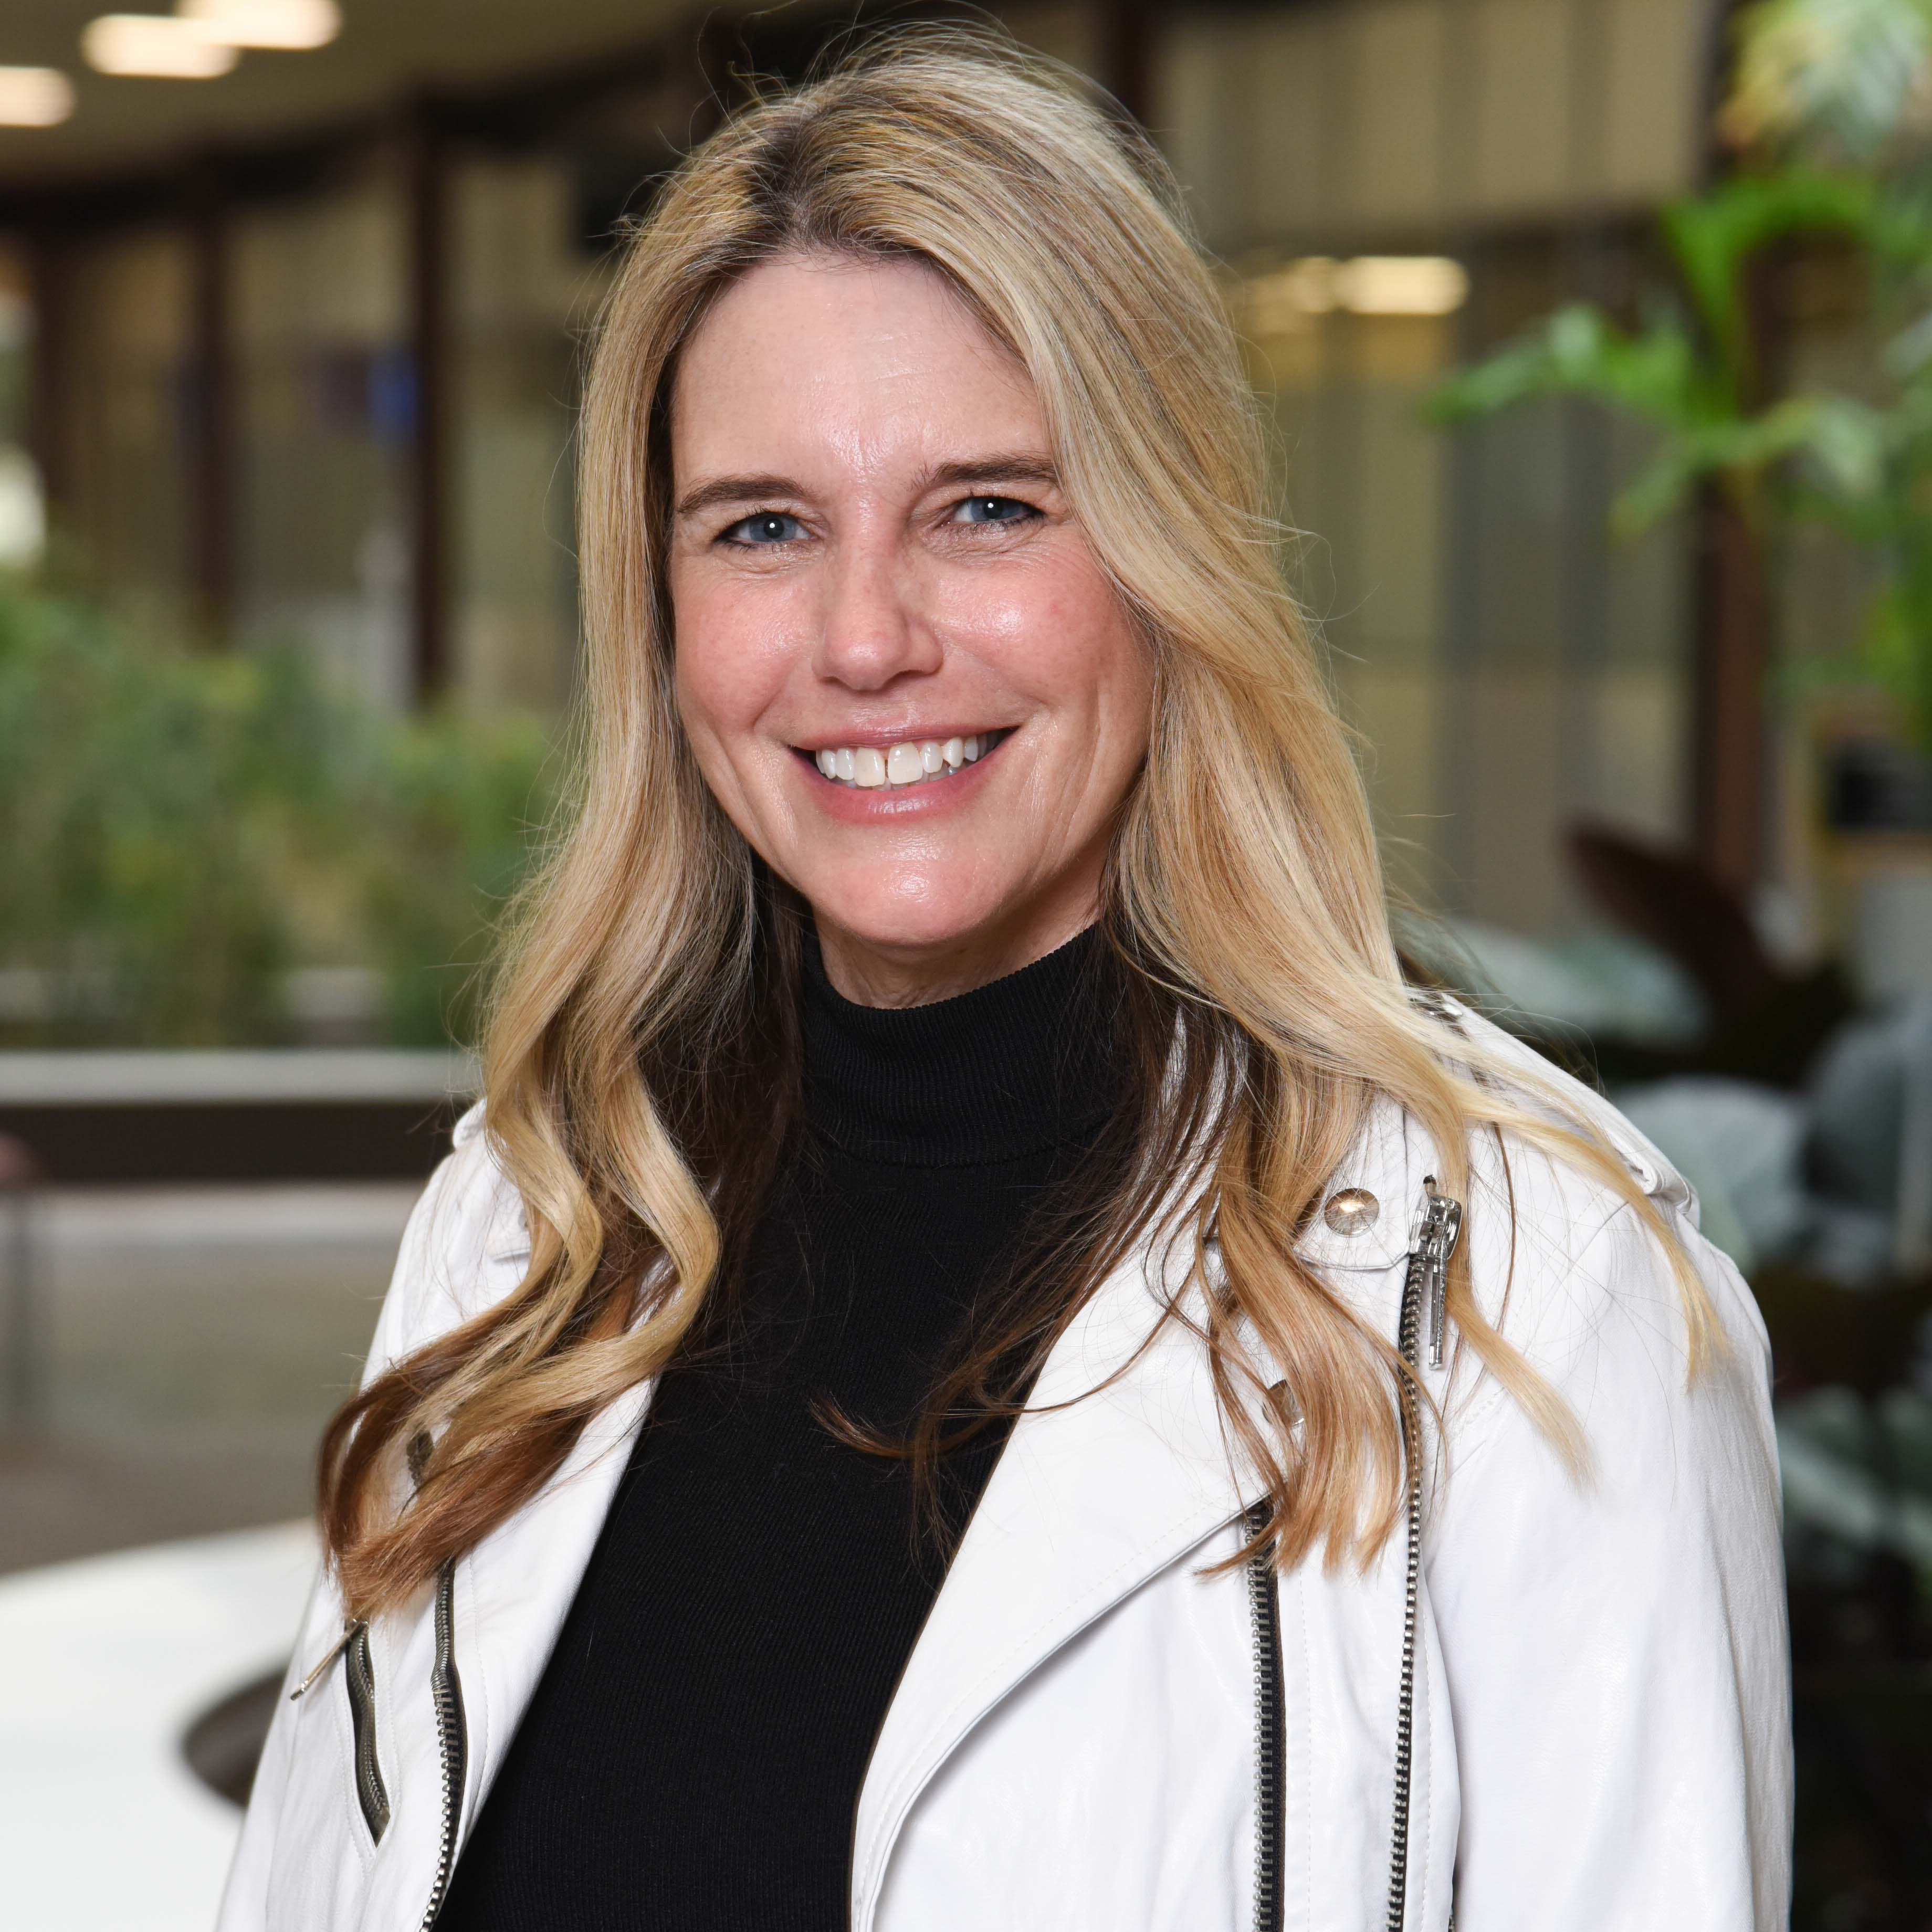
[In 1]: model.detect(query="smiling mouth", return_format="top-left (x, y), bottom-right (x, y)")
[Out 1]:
top-left (804, 730), bottom-right (1011, 791)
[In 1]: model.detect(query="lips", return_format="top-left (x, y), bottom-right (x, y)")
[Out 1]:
top-left (806, 730), bottom-right (1009, 790)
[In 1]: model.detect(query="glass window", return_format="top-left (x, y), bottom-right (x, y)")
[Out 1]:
top-left (230, 170), bottom-right (413, 711)
top-left (1167, 0), bottom-right (1699, 936)
top-left (448, 151), bottom-right (610, 714)
top-left (57, 228), bottom-right (194, 606)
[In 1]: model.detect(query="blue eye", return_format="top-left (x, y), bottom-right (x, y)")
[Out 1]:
top-left (724, 512), bottom-right (805, 545)
top-left (954, 496), bottom-right (1034, 526)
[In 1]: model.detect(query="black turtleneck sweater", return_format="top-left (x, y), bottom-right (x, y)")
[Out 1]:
top-left (437, 928), bottom-right (1127, 1931)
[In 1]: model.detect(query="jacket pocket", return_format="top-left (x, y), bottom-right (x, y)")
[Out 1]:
top-left (342, 1622), bottom-right (392, 1844)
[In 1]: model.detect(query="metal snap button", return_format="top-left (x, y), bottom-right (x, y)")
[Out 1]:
top-left (1322, 1187), bottom-right (1379, 1236)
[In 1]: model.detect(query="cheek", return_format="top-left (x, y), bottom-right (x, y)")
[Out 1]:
top-left (959, 556), bottom-right (1149, 741)
top-left (670, 569), bottom-right (794, 751)
top-left (1082, 597), bottom-right (1154, 730)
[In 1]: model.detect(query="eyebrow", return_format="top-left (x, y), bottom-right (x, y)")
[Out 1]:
top-left (674, 474), bottom-right (802, 518)
top-left (920, 454), bottom-right (1060, 494)
top-left (673, 452), bottom-right (1061, 520)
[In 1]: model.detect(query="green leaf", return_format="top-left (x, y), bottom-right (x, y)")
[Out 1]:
top-left (1426, 304), bottom-right (1708, 432)
top-left (1789, 393), bottom-right (1892, 496)
top-left (1659, 170), bottom-right (1875, 392)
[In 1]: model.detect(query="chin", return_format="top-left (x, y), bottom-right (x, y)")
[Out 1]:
top-left (806, 877), bottom-right (1009, 959)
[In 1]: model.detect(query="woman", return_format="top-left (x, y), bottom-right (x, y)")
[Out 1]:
top-left (222, 35), bottom-right (1788, 1932)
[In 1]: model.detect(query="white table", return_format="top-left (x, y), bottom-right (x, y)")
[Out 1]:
top-left (0, 1522), bottom-right (314, 1931)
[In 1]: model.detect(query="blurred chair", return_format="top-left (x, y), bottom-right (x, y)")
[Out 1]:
top-left (1805, 997), bottom-right (1932, 1282)
top-left (1566, 822), bottom-right (1852, 1087)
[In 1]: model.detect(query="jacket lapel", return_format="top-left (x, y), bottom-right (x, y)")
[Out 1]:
top-left (427, 1197), bottom-right (655, 1864)
top-left (456, 1378), bottom-right (655, 1837)
top-left (355, 1374), bottom-right (654, 1930)
top-left (850, 1098), bottom-right (1427, 1931)
top-left (849, 1236), bottom-right (1250, 1930)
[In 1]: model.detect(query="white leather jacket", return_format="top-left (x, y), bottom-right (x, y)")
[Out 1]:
top-left (219, 1011), bottom-right (1791, 1931)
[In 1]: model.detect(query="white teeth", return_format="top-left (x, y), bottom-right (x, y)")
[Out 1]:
top-left (811, 731), bottom-right (1002, 790)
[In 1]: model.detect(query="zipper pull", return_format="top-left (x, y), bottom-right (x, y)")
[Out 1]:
top-left (1416, 1177), bottom-right (1464, 1371)
top-left (290, 1619), bottom-right (366, 1702)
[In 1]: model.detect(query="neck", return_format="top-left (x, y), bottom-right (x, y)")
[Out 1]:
top-left (801, 919), bottom-right (1127, 1166)
top-left (812, 897), bottom-right (1102, 1011)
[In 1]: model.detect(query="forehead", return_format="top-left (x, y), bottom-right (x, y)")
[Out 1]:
top-left (669, 252), bottom-right (1045, 479)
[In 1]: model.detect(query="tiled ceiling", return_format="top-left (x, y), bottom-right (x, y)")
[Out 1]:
top-left (0, 1), bottom-right (697, 186)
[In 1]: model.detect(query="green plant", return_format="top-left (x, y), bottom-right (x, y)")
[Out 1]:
top-left (363, 706), bottom-right (562, 1049)
top-left (1724, 0), bottom-right (1932, 168)
top-left (1428, 1), bottom-right (1932, 754)
top-left (0, 572), bottom-right (560, 1048)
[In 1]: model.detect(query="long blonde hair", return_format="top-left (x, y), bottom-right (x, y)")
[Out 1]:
top-left (321, 29), bottom-right (1714, 1618)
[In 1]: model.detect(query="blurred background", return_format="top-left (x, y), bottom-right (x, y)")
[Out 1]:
top-left (0, 0), bottom-right (1928, 1925)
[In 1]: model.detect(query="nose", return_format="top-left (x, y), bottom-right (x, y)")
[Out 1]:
top-left (811, 536), bottom-right (942, 691)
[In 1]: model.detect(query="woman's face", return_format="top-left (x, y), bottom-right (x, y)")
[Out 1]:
top-left (668, 253), bottom-right (1151, 1006)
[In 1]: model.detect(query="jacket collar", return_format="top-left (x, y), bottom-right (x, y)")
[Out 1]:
top-left (1291, 1095), bottom-right (1426, 1276)
top-left (849, 1096), bottom-right (1429, 1929)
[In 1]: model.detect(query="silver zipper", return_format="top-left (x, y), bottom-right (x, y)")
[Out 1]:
top-left (1419, 1186), bottom-right (1464, 1372)
top-left (1244, 1499), bottom-right (1285, 1932)
top-left (286, 1615), bottom-right (391, 1844)
top-left (1387, 1177), bottom-right (1462, 1931)
top-left (415, 1559), bottom-right (468, 1931)
top-left (343, 1622), bottom-right (391, 1843)
top-left (288, 1622), bottom-right (359, 1703)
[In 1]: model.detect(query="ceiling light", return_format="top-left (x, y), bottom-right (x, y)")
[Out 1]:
top-left (1240, 259), bottom-right (1336, 337)
top-left (1335, 257), bottom-right (1469, 317)
top-left (1284, 258), bottom-right (1341, 314)
top-left (1241, 256), bottom-right (1471, 336)
top-left (82, 15), bottom-right (238, 78)
top-left (176, 0), bottom-right (341, 51)
top-left (0, 67), bottom-right (76, 127)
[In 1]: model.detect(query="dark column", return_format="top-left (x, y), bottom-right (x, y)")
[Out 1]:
top-left (25, 231), bottom-right (70, 523)
top-left (1690, 0), bottom-right (1771, 893)
top-left (1687, 257), bottom-right (1781, 894)
top-left (188, 173), bottom-right (235, 636)
top-left (1695, 490), bottom-right (1768, 892)
top-left (1099, 0), bottom-right (1153, 129)
top-left (407, 112), bottom-right (451, 704)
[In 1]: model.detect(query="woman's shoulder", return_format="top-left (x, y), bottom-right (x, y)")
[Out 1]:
top-left (1303, 998), bottom-right (1768, 1398)
top-left (1427, 1005), bottom-right (1772, 1445)
top-left (364, 1100), bottom-right (532, 1374)
top-left (1455, 1005), bottom-right (1761, 1330)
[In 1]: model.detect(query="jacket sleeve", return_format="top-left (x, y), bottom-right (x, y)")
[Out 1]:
top-left (214, 1143), bottom-right (474, 1931)
top-left (1424, 1197), bottom-right (1791, 1931)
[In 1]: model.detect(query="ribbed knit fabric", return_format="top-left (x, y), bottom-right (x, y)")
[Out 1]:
top-left (435, 925), bottom-right (1126, 1931)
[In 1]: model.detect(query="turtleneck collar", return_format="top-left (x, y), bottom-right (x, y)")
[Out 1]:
top-left (801, 923), bottom-right (1129, 1168)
